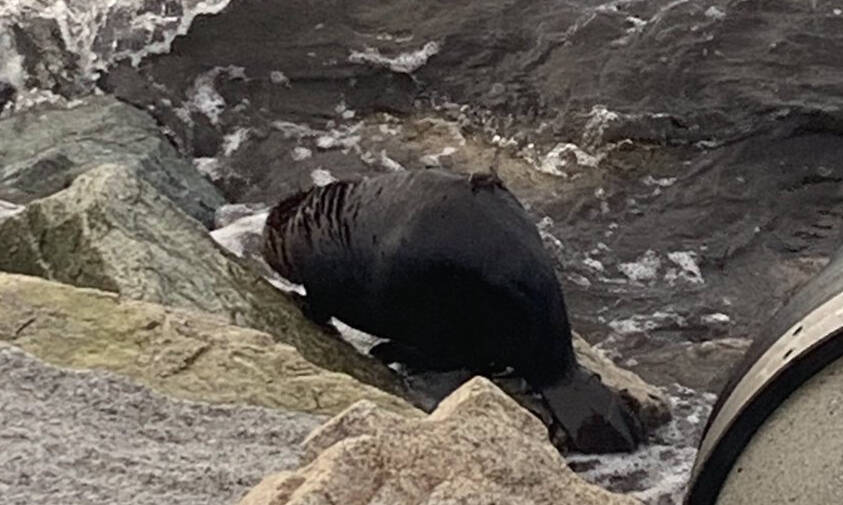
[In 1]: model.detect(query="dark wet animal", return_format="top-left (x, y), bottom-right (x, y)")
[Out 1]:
top-left (263, 169), bottom-right (642, 453)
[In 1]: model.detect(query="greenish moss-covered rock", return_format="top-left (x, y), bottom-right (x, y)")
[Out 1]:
top-left (0, 164), bottom-right (406, 398)
top-left (0, 272), bottom-right (419, 417)
top-left (0, 95), bottom-right (224, 227)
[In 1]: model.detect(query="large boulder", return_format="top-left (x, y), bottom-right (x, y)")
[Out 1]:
top-left (0, 95), bottom-right (224, 227)
top-left (0, 163), bottom-right (406, 398)
top-left (239, 376), bottom-right (642, 505)
top-left (0, 343), bottom-right (327, 505)
top-left (0, 272), bottom-right (418, 417)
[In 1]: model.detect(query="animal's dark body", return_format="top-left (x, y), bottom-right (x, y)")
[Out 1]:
top-left (264, 169), bottom-right (641, 452)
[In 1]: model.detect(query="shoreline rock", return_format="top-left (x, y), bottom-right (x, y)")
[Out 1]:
top-left (239, 377), bottom-right (643, 505)
top-left (0, 272), bottom-right (419, 417)
top-left (0, 95), bottom-right (225, 227)
top-left (0, 163), bottom-right (408, 400)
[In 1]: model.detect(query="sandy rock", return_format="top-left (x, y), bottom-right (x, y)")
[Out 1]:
top-left (0, 95), bottom-right (224, 227)
top-left (0, 164), bottom-right (405, 398)
top-left (239, 377), bottom-right (641, 505)
top-left (0, 272), bottom-right (418, 417)
top-left (0, 343), bottom-right (326, 505)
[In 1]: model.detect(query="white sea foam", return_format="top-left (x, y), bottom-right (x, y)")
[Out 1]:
top-left (184, 66), bottom-right (244, 125)
top-left (0, 28), bottom-right (25, 89)
top-left (349, 41), bottom-right (440, 73)
top-left (193, 157), bottom-right (224, 182)
top-left (291, 146), bottom-right (312, 161)
top-left (222, 127), bottom-right (250, 156)
top-left (642, 175), bottom-right (677, 187)
top-left (568, 383), bottom-right (716, 505)
top-left (209, 210), bottom-right (268, 258)
top-left (539, 142), bottom-right (601, 176)
top-left (608, 311), bottom-right (687, 335)
top-left (582, 105), bottom-right (620, 147)
top-left (618, 249), bottom-right (662, 283)
top-left (0, 1), bottom-right (231, 77)
top-left (667, 251), bottom-right (704, 284)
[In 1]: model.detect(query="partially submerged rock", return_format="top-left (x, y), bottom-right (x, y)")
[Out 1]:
top-left (0, 163), bottom-right (405, 398)
top-left (0, 272), bottom-right (418, 417)
top-left (239, 377), bottom-right (642, 505)
top-left (573, 334), bottom-right (671, 432)
top-left (0, 95), bottom-right (224, 227)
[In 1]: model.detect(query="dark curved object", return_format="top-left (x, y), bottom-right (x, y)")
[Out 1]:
top-left (685, 248), bottom-right (843, 505)
top-left (263, 169), bottom-right (643, 453)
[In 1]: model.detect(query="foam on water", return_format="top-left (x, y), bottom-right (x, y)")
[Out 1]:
top-left (618, 249), bottom-right (662, 283)
top-left (349, 41), bottom-right (440, 74)
top-left (568, 383), bottom-right (717, 505)
top-left (0, 0), bottom-right (231, 78)
top-left (222, 127), bottom-right (249, 156)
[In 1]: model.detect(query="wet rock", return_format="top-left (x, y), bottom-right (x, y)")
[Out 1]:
top-left (0, 164), bottom-right (406, 399)
top-left (573, 334), bottom-right (671, 432)
top-left (216, 128), bottom-right (387, 203)
top-left (622, 338), bottom-right (752, 392)
top-left (0, 95), bottom-right (224, 227)
top-left (101, 0), bottom-right (420, 161)
top-left (239, 377), bottom-right (642, 505)
top-left (0, 81), bottom-right (14, 111)
top-left (0, 272), bottom-right (417, 417)
top-left (10, 17), bottom-right (87, 96)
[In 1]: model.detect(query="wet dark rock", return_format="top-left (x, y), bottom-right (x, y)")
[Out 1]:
top-left (0, 95), bottom-right (225, 227)
top-left (216, 129), bottom-right (391, 204)
top-left (11, 18), bottom-right (88, 96)
top-left (100, 0), bottom-right (422, 162)
top-left (0, 81), bottom-right (14, 111)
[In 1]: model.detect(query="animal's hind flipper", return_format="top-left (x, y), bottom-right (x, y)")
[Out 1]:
top-left (540, 366), bottom-right (643, 454)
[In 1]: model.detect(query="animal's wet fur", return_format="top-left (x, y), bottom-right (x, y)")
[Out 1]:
top-left (263, 169), bottom-right (642, 452)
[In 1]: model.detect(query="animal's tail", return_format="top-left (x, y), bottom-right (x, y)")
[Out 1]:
top-left (540, 365), bottom-right (643, 453)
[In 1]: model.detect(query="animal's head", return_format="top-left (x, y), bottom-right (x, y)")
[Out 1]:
top-left (262, 189), bottom-right (311, 283)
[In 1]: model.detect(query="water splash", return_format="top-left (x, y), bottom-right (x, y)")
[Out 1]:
top-left (568, 383), bottom-right (716, 505)
top-left (0, 0), bottom-right (230, 79)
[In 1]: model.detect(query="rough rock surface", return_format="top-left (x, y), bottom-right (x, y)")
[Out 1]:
top-left (0, 272), bottom-right (419, 417)
top-left (0, 164), bottom-right (406, 398)
top-left (0, 95), bottom-right (224, 227)
top-left (239, 377), bottom-right (642, 505)
top-left (0, 343), bottom-right (325, 505)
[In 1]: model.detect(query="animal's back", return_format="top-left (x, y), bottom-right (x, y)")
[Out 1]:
top-left (263, 168), bottom-right (643, 453)
top-left (305, 170), bottom-right (575, 382)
